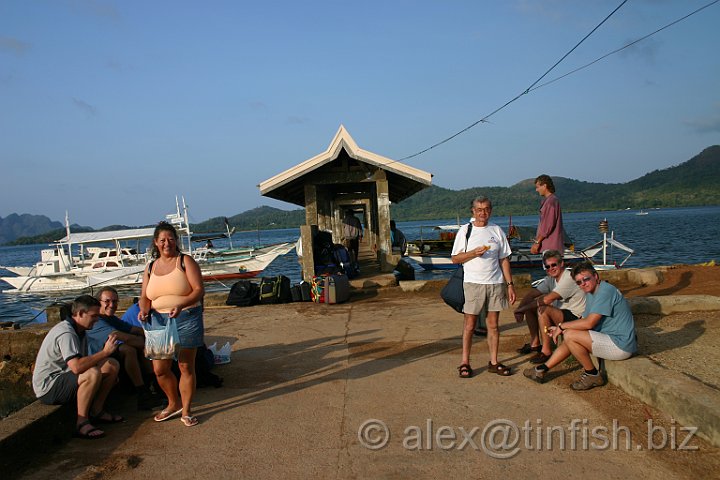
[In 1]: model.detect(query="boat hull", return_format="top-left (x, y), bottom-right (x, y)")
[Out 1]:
top-left (407, 249), bottom-right (588, 271)
top-left (0, 243), bottom-right (295, 293)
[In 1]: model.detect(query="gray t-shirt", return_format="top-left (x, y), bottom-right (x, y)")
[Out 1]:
top-left (32, 320), bottom-right (84, 397)
top-left (535, 268), bottom-right (586, 317)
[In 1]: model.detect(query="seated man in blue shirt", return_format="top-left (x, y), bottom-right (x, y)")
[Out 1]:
top-left (87, 287), bottom-right (161, 409)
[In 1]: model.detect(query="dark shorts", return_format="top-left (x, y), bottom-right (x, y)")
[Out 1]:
top-left (343, 238), bottom-right (359, 254)
top-left (149, 305), bottom-right (204, 348)
top-left (561, 309), bottom-right (581, 322)
top-left (38, 371), bottom-right (78, 405)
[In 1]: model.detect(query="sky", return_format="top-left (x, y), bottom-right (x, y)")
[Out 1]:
top-left (1, 0), bottom-right (719, 228)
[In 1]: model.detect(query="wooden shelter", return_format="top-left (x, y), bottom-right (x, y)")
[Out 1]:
top-left (258, 125), bottom-right (433, 281)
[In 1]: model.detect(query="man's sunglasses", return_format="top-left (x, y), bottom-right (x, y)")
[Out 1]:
top-left (575, 276), bottom-right (594, 285)
top-left (543, 262), bottom-right (560, 270)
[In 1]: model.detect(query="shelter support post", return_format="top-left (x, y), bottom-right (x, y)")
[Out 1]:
top-left (300, 225), bottom-right (317, 283)
top-left (376, 178), bottom-right (394, 272)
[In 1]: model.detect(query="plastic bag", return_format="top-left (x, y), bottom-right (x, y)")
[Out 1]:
top-left (143, 316), bottom-right (180, 360)
top-left (208, 341), bottom-right (231, 365)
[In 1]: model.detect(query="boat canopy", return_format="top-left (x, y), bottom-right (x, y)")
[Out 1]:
top-left (55, 227), bottom-right (156, 245)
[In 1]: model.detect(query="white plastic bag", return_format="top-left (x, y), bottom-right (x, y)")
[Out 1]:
top-left (143, 317), bottom-right (179, 360)
top-left (208, 341), bottom-right (231, 365)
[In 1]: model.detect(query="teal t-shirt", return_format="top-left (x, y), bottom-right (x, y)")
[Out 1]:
top-left (586, 281), bottom-right (637, 354)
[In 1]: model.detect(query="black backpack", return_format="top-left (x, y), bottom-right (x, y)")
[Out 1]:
top-left (258, 275), bottom-right (292, 304)
top-left (226, 280), bottom-right (260, 307)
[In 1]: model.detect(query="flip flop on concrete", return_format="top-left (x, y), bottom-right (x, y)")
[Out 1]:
top-left (154, 408), bottom-right (183, 422)
top-left (180, 415), bottom-right (199, 427)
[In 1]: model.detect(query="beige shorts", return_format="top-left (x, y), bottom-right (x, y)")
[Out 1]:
top-left (588, 331), bottom-right (633, 360)
top-left (462, 282), bottom-right (508, 315)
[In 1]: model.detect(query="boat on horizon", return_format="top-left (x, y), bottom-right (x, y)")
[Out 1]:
top-left (0, 198), bottom-right (295, 294)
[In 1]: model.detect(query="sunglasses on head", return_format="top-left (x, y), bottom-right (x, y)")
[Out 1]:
top-left (575, 276), bottom-right (594, 285)
top-left (543, 262), bottom-right (559, 270)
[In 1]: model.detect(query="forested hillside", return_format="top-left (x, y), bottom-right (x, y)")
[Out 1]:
top-left (5, 146), bottom-right (719, 243)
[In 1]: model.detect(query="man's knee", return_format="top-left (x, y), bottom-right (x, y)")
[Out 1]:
top-left (104, 357), bottom-right (120, 373)
top-left (485, 312), bottom-right (500, 329)
top-left (79, 366), bottom-right (102, 386)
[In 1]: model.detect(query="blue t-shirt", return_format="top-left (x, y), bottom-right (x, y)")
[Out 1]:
top-left (586, 281), bottom-right (637, 354)
top-left (121, 303), bottom-right (142, 328)
top-left (86, 315), bottom-right (133, 355)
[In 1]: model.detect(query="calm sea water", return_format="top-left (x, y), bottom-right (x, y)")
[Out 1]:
top-left (1, 205), bottom-right (718, 323)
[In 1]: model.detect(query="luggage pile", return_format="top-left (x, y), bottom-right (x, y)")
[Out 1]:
top-left (226, 273), bottom-right (351, 306)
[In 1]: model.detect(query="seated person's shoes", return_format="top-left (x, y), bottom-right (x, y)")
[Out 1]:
top-left (571, 372), bottom-right (605, 391)
top-left (523, 367), bottom-right (546, 383)
top-left (529, 352), bottom-right (551, 364)
top-left (517, 343), bottom-right (541, 355)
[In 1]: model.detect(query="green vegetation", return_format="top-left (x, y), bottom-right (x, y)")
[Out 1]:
top-left (5, 145), bottom-right (720, 244)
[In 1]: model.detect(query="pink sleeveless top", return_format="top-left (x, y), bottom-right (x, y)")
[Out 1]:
top-left (146, 256), bottom-right (193, 313)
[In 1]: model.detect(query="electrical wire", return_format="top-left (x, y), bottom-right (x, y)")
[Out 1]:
top-left (528, 0), bottom-right (719, 93)
top-left (398, 0), bottom-right (717, 162)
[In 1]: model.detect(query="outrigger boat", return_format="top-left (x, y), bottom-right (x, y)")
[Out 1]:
top-left (405, 219), bottom-right (633, 271)
top-left (0, 198), bottom-right (295, 293)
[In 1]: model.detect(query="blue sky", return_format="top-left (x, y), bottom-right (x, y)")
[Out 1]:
top-left (1, 0), bottom-right (718, 228)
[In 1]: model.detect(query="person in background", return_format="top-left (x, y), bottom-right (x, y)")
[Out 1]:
top-left (451, 196), bottom-right (516, 378)
top-left (138, 221), bottom-right (205, 427)
top-left (121, 297), bottom-right (143, 328)
top-left (86, 287), bottom-right (161, 410)
top-left (524, 261), bottom-right (637, 390)
top-left (530, 174), bottom-right (566, 255)
top-left (390, 220), bottom-right (407, 256)
top-left (342, 209), bottom-right (363, 270)
top-left (513, 250), bottom-right (586, 364)
top-left (32, 295), bottom-right (121, 439)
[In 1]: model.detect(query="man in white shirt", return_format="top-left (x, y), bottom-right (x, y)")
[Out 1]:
top-left (450, 196), bottom-right (516, 378)
top-left (513, 250), bottom-right (586, 364)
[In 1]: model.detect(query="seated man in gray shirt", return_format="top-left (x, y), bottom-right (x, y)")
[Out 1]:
top-left (32, 295), bottom-right (122, 439)
top-left (514, 250), bottom-right (586, 363)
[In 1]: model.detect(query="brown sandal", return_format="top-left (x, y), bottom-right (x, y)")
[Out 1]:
top-left (457, 364), bottom-right (473, 378)
top-left (487, 362), bottom-right (512, 376)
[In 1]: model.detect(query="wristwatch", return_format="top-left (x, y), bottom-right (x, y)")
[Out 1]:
top-left (506, 281), bottom-right (514, 286)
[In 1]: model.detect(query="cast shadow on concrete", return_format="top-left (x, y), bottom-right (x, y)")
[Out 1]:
top-left (195, 335), bottom-right (458, 421)
top-left (636, 318), bottom-right (706, 356)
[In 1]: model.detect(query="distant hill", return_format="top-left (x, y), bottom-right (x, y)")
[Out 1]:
top-left (389, 145), bottom-right (720, 220)
top-left (5, 145), bottom-right (719, 243)
top-left (193, 206), bottom-right (306, 233)
top-left (0, 214), bottom-right (63, 245)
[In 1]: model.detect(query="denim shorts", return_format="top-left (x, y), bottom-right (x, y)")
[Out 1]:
top-left (149, 305), bottom-right (204, 348)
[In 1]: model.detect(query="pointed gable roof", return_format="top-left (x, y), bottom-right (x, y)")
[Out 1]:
top-left (259, 125), bottom-right (433, 206)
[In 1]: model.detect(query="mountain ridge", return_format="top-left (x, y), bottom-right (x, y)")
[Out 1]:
top-left (4, 145), bottom-right (719, 245)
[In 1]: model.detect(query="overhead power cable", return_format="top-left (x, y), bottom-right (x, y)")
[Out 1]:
top-left (398, 0), bottom-right (717, 162)
top-left (528, 0), bottom-right (719, 93)
top-left (399, 0), bottom-right (628, 161)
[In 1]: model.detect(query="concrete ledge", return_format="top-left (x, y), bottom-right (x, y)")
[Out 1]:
top-left (0, 401), bottom-right (74, 474)
top-left (629, 295), bottom-right (720, 315)
top-left (398, 280), bottom-right (429, 292)
top-left (604, 356), bottom-right (720, 447)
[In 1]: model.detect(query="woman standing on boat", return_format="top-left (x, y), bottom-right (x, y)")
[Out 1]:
top-left (530, 174), bottom-right (566, 255)
top-left (138, 221), bottom-right (204, 427)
